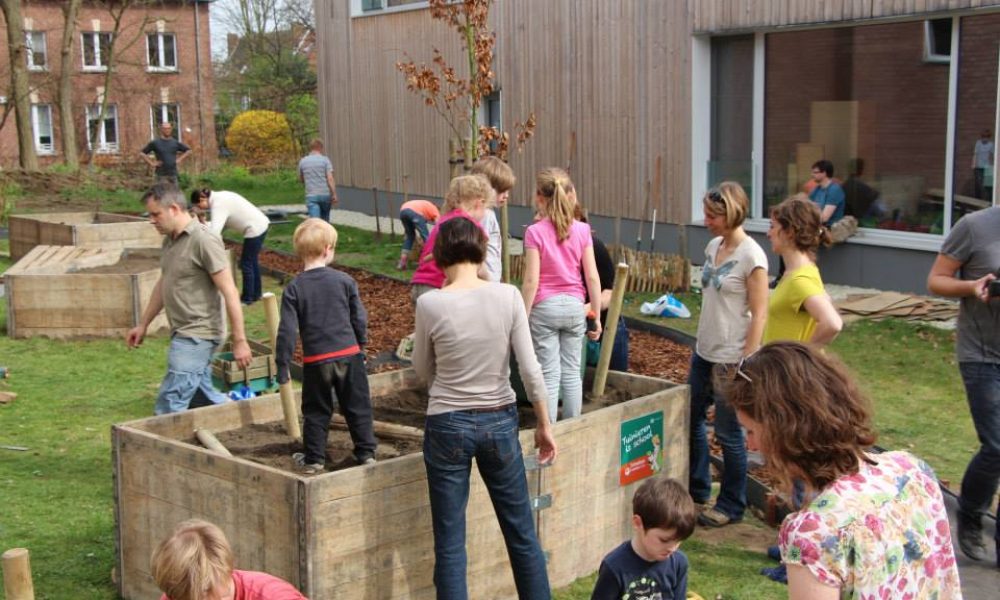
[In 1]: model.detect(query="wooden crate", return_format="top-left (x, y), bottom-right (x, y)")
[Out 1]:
top-left (113, 368), bottom-right (689, 600)
top-left (8, 212), bottom-right (161, 261)
top-left (5, 245), bottom-right (168, 339)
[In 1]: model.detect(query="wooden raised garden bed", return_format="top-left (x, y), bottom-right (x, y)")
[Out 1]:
top-left (8, 211), bottom-right (161, 261)
top-left (5, 245), bottom-right (167, 339)
top-left (113, 368), bottom-right (689, 599)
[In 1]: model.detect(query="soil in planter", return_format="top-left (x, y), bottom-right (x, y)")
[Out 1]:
top-left (210, 381), bottom-right (637, 476)
top-left (73, 256), bottom-right (161, 274)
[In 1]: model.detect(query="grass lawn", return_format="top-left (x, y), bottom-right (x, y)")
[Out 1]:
top-left (0, 168), bottom-right (975, 599)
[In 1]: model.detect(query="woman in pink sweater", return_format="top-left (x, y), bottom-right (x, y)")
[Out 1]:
top-left (521, 168), bottom-right (602, 423)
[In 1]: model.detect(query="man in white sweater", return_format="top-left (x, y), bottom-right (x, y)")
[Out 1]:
top-left (191, 189), bottom-right (271, 305)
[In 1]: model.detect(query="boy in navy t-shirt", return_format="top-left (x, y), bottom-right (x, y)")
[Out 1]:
top-left (591, 477), bottom-right (698, 600)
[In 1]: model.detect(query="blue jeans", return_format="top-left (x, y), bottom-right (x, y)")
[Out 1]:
top-left (305, 194), bottom-right (332, 222)
top-left (400, 208), bottom-right (431, 252)
top-left (958, 362), bottom-right (1000, 542)
top-left (529, 294), bottom-right (586, 423)
top-left (688, 352), bottom-right (747, 520)
top-left (240, 230), bottom-right (267, 303)
top-left (423, 405), bottom-right (550, 600)
top-left (154, 336), bottom-right (228, 415)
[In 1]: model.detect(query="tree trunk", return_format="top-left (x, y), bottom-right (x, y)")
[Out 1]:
top-left (1, 0), bottom-right (39, 171)
top-left (59, 0), bottom-right (82, 167)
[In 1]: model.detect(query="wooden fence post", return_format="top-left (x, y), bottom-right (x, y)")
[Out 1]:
top-left (592, 263), bottom-right (630, 397)
top-left (263, 293), bottom-right (301, 442)
top-left (2, 548), bottom-right (35, 600)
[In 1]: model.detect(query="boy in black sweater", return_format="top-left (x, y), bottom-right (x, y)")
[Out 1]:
top-left (276, 218), bottom-right (377, 474)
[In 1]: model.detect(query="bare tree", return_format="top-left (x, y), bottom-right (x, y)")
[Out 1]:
top-left (0, 0), bottom-right (39, 170)
top-left (59, 0), bottom-right (82, 167)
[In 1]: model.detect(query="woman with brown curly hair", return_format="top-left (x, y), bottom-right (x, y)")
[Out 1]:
top-left (763, 195), bottom-right (842, 346)
top-left (723, 342), bottom-right (961, 599)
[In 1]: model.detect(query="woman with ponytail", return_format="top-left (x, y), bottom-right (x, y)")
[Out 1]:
top-left (521, 168), bottom-right (602, 423)
top-left (763, 194), bottom-right (842, 347)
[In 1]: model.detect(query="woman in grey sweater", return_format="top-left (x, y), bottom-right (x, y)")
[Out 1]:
top-left (412, 215), bottom-right (557, 600)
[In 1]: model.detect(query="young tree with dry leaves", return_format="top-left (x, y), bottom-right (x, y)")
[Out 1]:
top-left (396, 0), bottom-right (534, 166)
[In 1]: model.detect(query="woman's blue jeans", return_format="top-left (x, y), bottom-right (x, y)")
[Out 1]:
top-left (958, 361), bottom-right (1000, 543)
top-left (423, 404), bottom-right (550, 600)
top-left (688, 352), bottom-right (747, 520)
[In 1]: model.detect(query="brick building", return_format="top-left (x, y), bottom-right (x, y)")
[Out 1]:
top-left (0, 0), bottom-right (216, 169)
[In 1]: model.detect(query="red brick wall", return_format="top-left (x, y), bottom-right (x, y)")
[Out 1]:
top-left (0, 0), bottom-right (216, 170)
top-left (953, 13), bottom-right (1000, 197)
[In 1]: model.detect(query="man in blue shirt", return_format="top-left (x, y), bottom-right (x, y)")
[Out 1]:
top-left (809, 159), bottom-right (845, 227)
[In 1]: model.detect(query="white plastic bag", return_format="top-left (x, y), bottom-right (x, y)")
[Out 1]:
top-left (639, 293), bottom-right (691, 319)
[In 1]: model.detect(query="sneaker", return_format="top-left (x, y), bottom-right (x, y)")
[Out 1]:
top-left (292, 452), bottom-right (324, 475)
top-left (360, 457), bottom-right (377, 466)
top-left (957, 516), bottom-right (988, 561)
top-left (396, 259), bottom-right (407, 270)
top-left (766, 545), bottom-right (782, 562)
top-left (697, 506), bottom-right (740, 528)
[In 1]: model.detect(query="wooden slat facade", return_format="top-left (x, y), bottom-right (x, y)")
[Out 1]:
top-left (318, 0), bottom-right (1000, 225)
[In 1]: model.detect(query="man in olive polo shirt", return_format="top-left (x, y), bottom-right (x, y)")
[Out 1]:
top-left (126, 183), bottom-right (252, 415)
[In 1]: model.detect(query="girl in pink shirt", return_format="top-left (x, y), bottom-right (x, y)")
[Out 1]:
top-left (521, 168), bottom-right (602, 423)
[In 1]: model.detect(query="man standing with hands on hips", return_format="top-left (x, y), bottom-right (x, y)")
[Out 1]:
top-left (140, 122), bottom-right (191, 185)
top-left (928, 205), bottom-right (1000, 568)
top-left (126, 183), bottom-right (252, 415)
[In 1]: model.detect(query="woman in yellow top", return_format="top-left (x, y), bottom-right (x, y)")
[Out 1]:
top-left (763, 195), bottom-right (843, 346)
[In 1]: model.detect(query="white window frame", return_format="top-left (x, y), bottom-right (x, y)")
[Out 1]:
top-left (350, 0), bottom-right (428, 18)
top-left (694, 15), bottom-right (997, 252)
top-left (150, 103), bottom-right (181, 141)
top-left (85, 104), bottom-right (119, 154)
top-left (923, 19), bottom-right (953, 64)
top-left (31, 104), bottom-right (55, 155)
top-left (146, 32), bottom-right (177, 72)
top-left (81, 32), bottom-right (113, 71)
top-left (26, 31), bottom-right (47, 71)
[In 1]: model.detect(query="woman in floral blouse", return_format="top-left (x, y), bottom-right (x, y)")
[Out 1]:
top-left (723, 342), bottom-right (961, 599)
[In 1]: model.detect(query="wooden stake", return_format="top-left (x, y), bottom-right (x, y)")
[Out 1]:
top-left (332, 415), bottom-right (423, 443)
top-left (385, 177), bottom-right (395, 240)
top-left (500, 202), bottom-right (510, 283)
top-left (262, 294), bottom-right (301, 441)
top-left (371, 187), bottom-right (382, 242)
top-left (195, 429), bottom-right (233, 457)
top-left (592, 263), bottom-right (630, 397)
top-left (2, 548), bottom-right (34, 600)
top-left (262, 292), bottom-right (279, 352)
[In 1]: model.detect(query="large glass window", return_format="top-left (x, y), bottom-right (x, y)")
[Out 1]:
top-left (26, 31), bottom-right (47, 70)
top-left (147, 32), bottom-right (177, 71)
top-left (710, 35), bottom-right (754, 194)
top-left (764, 22), bottom-right (950, 233)
top-left (86, 105), bottom-right (119, 153)
top-left (82, 32), bottom-right (113, 70)
top-left (951, 13), bottom-right (999, 221)
top-left (31, 104), bottom-right (54, 155)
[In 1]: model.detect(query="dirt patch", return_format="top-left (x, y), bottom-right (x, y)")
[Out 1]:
top-left (73, 257), bottom-right (161, 274)
top-left (209, 383), bottom-right (639, 476)
top-left (691, 520), bottom-right (777, 551)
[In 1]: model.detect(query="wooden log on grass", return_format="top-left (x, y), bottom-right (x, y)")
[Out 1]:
top-left (2, 548), bottom-right (34, 600)
top-left (195, 429), bottom-right (233, 457)
top-left (262, 294), bottom-right (302, 442)
top-left (592, 263), bottom-right (630, 397)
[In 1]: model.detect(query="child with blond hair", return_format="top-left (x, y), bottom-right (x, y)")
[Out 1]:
top-left (469, 156), bottom-right (517, 281)
top-left (275, 218), bottom-right (377, 474)
top-left (409, 174), bottom-right (495, 303)
top-left (151, 519), bottom-right (306, 600)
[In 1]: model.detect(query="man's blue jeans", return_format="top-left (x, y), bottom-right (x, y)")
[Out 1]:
top-left (399, 208), bottom-right (430, 252)
top-left (154, 336), bottom-right (228, 415)
top-left (958, 361), bottom-right (1000, 543)
top-left (423, 404), bottom-right (550, 600)
top-left (240, 230), bottom-right (267, 303)
top-left (688, 352), bottom-right (747, 520)
top-left (305, 194), bottom-right (332, 222)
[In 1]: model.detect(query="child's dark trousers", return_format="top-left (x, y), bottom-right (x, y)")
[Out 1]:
top-left (301, 353), bottom-right (377, 465)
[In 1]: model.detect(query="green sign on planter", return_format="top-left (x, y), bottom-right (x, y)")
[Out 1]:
top-left (619, 411), bottom-right (664, 485)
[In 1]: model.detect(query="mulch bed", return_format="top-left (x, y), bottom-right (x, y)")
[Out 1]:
top-left (253, 247), bottom-right (693, 381)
